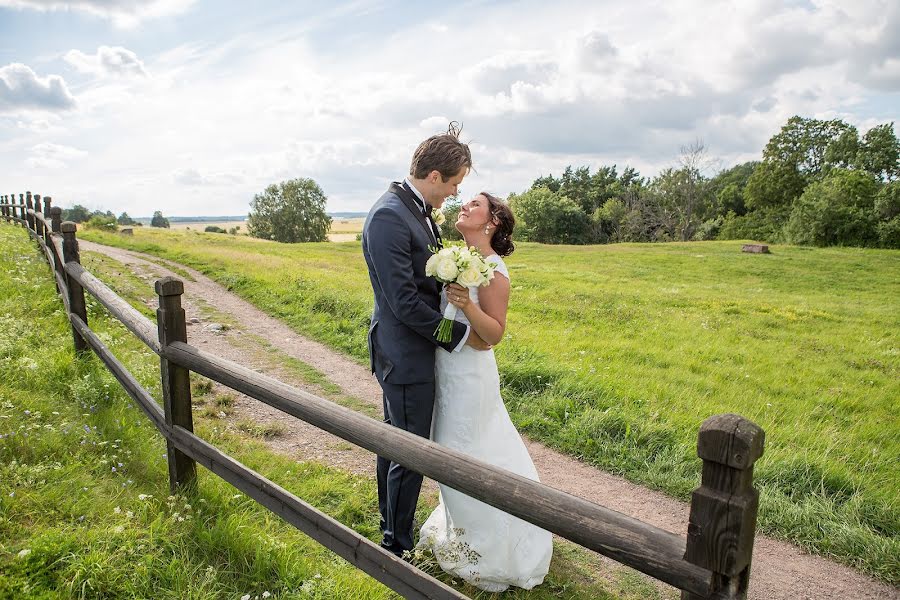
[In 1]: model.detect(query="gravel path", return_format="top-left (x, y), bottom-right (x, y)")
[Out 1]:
top-left (80, 239), bottom-right (899, 600)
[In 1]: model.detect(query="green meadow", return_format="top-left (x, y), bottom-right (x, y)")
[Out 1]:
top-left (0, 223), bottom-right (670, 599)
top-left (74, 225), bottom-right (900, 584)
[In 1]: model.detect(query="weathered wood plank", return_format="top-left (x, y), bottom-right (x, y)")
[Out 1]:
top-left (68, 312), bottom-right (467, 600)
top-left (166, 341), bottom-right (714, 598)
top-left (69, 314), bottom-right (165, 431)
top-left (65, 261), bottom-right (161, 353)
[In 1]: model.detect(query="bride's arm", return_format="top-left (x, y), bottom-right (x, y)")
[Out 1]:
top-left (446, 276), bottom-right (510, 346)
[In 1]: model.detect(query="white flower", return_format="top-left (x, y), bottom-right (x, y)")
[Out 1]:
top-left (241, 595), bottom-right (251, 600)
top-left (435, 255), bottom-right (459, 281)
top-left (113, 506), bottom-right (121, 514)
top-left (425, 253), bottom-right (441, 277)
top-left (431, 208), bottom-right (445, 225)
top-left (17, 549), bottom-right (31, 559)
top-left (262, 593), bottom-right (271, 599)
top-left (457, 266), bottom-right (484, 288)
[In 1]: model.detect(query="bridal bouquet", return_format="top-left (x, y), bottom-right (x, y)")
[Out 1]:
top-left (426, 245), bottom-right (497, 342)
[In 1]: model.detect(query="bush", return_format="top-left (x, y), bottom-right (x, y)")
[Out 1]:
top-left (718, 206), bottom-right (789, 242)
top-left (86, 215), bottom-right (117, 231)
top-left (204, 226), bottom-right (226, 233)
top-left (508, 187), bottom-right (588, 244)
top-left (784, 169), bottom-right (880, 247)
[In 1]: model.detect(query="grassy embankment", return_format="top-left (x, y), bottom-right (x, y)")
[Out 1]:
top-left (77, 225), bottom-right (900, 584)
top-left (0, 223), bottom-right (668, 599)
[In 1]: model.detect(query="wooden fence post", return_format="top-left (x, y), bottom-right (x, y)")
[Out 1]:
top-left (33, 194), bottom-right (43, 237)
top-left (682, 414), bottom-right (765, 600)
top-left (1, 195), bottom-right (7, 220)
top-left (19, 193), bottom-right (26, 226)
top-left (25, 191), bottom-right (34, 231)
top-left (61, 221), bottom-right (89, 354)
top-left (155, 276), bottom-right (197, 492)
top-left (43, 197), bottom-right (52, 246)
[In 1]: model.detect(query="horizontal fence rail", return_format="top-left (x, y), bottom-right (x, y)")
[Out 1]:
top-left (2, 192), bottom-right (765, 600)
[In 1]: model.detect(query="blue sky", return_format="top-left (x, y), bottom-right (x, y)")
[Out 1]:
top-left (1, 0), bottom-right (898, 216)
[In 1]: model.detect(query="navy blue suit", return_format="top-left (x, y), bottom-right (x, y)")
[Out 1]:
top-left (362, 181), bottom-right (467, 554)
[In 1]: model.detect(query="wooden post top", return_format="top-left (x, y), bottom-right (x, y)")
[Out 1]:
top-left (155, 277), bottom-right (184, 296)
top-left (697, 413), bottom-right (764, 469)
top-left (61, 221), bottom-right (78, 234)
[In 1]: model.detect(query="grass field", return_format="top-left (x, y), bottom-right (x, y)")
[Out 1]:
top-left (159, 217), bottom-right (364, 242)
top-left (0, 223), bottom-right (670, 599)
top-left (73, 225), bottom-right (900, 584)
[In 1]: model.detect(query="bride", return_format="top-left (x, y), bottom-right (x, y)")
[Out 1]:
top-left (417, 192), bottom-right (553, 592)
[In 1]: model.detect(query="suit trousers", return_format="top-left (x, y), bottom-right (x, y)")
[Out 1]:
top-left (375, 376), bottom-right (435, 555)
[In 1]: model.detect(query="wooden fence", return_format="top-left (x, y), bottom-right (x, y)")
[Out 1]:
top-left (1, 191), bottom-right (766, 600)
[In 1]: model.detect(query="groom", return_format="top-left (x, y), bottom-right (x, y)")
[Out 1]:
top-left (362, 130), bottom-right (490, 557)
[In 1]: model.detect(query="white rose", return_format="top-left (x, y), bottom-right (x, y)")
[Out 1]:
top-left (457, 265), bottom-right (484, 287)
top-left (431, 209), bottom-right (446, 225)
top-left (425, 253), bottom-right (440, 277)
top-left (435, 255), bottom-right (459, 281)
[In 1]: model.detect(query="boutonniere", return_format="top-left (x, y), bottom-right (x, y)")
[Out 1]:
top-left (431, 208), bottom-right (446, 226)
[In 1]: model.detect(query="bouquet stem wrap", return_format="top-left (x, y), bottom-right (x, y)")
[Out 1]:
top-left (434, 302), bottom-right (458, 343)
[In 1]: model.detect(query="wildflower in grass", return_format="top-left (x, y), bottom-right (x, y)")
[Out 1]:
top-left (17, 549), bottom-right (31, 558)
top-left (113, 506), bottom-right (121, 514)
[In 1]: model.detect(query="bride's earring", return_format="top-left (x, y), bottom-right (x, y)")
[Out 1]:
top-left (484, 225), bottom-right (491, 235)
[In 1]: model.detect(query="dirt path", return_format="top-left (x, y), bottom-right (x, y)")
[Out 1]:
top-left (80, 240), bottom-right (899, 600)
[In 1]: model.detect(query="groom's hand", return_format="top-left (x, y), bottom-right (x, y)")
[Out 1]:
top-left (465, 329), bottom-right (492, 351)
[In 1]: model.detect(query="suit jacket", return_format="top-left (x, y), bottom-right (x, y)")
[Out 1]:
top-left (362, 182), bottom-right (467, 384)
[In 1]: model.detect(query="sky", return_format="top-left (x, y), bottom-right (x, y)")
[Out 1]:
top-left (0, 0), bottom-right (898, 217)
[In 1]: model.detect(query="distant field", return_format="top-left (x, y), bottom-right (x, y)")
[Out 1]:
top-left (162, 217), bottom-right (364, 241)
top-left (329, 217), bottom-right (364, 242)
top-left (168, 220), bottom-right (246, 232)
top-left (76, 225), bottom-right (900, 583)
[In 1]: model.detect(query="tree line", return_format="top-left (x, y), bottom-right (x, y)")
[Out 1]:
top-left (440, 116), bottom-right (900, 249)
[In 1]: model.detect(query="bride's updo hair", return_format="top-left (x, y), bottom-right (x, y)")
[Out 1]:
top-left (481, 192), bottom-right (515, 257)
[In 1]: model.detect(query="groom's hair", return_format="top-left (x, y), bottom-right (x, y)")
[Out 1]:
top-left (409, 122), bottom-right (473, 181)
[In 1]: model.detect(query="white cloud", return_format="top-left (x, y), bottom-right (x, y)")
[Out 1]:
top-left (0, 0), bottom-right (196, 27)
top-left (0, 63), bottom-right (76, 113)
top-left (65, 46), bottom-right (148, 78)
top-left (1, 0), bottom-right (897, 217)
top-left (25, 142), bottom-right (87, 169)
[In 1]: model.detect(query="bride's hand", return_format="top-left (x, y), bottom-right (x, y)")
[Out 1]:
top-left (446, 283), bottom-right (470, 310)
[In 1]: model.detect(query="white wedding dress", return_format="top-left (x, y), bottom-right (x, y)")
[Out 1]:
top-left (418, 255), bottom-right (553, 592)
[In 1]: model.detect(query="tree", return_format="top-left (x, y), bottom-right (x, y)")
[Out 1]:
top-left (508, 187), bottom-right (589, 244)
top-left (117, 211), bottom-right (135, 225)
top-left (62, 204), bottom-right (91, 223)
top-left (857, 123), bottom-right (900, 181)
top-left (247, 178), bottom-right (331, 243)
top-left (438, 196), bottom-right (463, 241)
top-left (151, 210), bottom-right (170, 228)
top-left (784, 169), bottom-right (880, 247)
top-left (745, 116), bottom-right (852, 210)
top-left (874, 181), bottom-right (900, 248)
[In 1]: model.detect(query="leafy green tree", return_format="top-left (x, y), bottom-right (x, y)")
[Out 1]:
top-left (857, 123), bottom-right (900, 181)
top-left (593, 198), bottom-right (627, 243)
top-left (247, 178), bottom-right (331, 243)
top-left (438, 196), bottom-right (463, 241)
top-left (784, 169), bottom-right (880, 247)
top-left (117, 212), bottom-right (135, 225)
top-left (745, 116), bottom-right (852, 210)
top-left (508, 187), bottom-right (588, 244)
top-left (62, 204), bottom-right (91, 223)
top-left (874, 181), bottom-right (900, 247)
top-left (707, 161), bottom-right (756, 217)
top-left (151, 211), bottom-right (170, 228)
